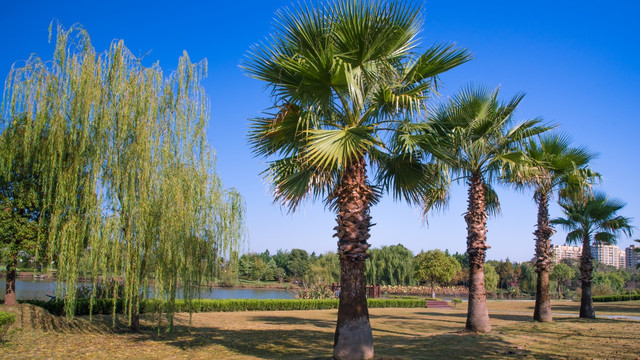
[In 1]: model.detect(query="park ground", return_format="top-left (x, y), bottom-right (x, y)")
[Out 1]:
top-left (1, 300), bottom-right (639, 359)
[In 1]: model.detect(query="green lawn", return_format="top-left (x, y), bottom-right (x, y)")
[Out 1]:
top-left (1, 300), bottom-right (639, 359)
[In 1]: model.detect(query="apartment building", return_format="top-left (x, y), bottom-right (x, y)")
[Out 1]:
top-left (551, 244), bottom-right (582, 263)
top-left (591, 241), bottom-right (626, 269)
top-left (626, 244), bottom-right (640, 269)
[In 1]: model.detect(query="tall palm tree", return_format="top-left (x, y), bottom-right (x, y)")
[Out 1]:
top-left (551, 192), bottom-right (633, 318)
top-left (509, 134), bottom-right (597, 322)
top-left (417, 86), bottom-right (550, 332)
top-left (243, 1), bottom-right (471, 358)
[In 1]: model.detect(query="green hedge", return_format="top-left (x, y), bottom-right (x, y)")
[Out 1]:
top-left (0, 311), bottom-right (15, 327)
top-left (593, 294), bottom-right (640, 302)
top-left (21, 299), bottom-right (124, 316)
top-left (23, 298), bottom-right (426, 316)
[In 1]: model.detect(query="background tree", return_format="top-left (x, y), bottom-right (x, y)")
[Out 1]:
top-left (287, 249), bottom-right (309, 283)
top-left (306, 253), bottom-right (340, 285)
top-left (243, 1), bottom-right (470, 357)
top-left (0, 118), bottom-right (45, 305)
top-left (509, 134), bottom-right (595, 322)
top-left (518, 262), bottom-right (536, 295)
top-left (413, 249), bottom-right (461, 296)
top-left (418, 85), bottom-right (549, 332)
top-left (365, 244), bottom-right (415, 286)
top-left (1, 23), bottom-right (245, 329)
top-left (551, 262), bottom-right (575, 298)
top-left (495, 259), bottom-right (516, 290)
top-left (551, 192), bottom-right (633, 318)
top-left (484, 263), bottom-right (499, 293)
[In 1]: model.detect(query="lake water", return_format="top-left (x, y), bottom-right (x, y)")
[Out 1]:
top-left (0, 279), bottom-right (296, 301)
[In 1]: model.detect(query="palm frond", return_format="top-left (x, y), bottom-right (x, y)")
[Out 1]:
top-left (305, 126), bottom-right (380, 169)
top-left (484, 183), bottom-right (501, 217)
top-left (264, 156), bottom-right (337, 212)
top-left (376, 151), bottom-right (449, 206)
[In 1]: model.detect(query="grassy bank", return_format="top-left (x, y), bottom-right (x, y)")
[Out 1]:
top-left (1, 300), bottom-right (639, 359)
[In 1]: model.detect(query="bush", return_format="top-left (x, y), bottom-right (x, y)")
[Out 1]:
top-left (21, 299), bottom-right (124, 316)
top-left (23, 298), bottom-right (426, 315)
top-left (592, 294), bottom-right (640, 302)
top-left (0, 310), bottom-right (16, 340)
top-left (0, 311), bottom-right (15, 327)
top-left (296, 283), bottom-right (335, 299)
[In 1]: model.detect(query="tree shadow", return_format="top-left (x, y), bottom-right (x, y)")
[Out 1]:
top-left (251, 315), bottom-right (334, 329)
top-left (132, 322), bottom-right (335, 359)
top-left (552, 302), bottom-right (640, 316)
top-left (129, 320), bottom-right (547, 360)
top-left (373, 331), bottom-right (558, 359)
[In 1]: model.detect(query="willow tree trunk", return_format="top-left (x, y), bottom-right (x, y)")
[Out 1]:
top-left (333, 158), bottom-right (374, 360)
top-left (464, 173), bottom-right (491, 333)
top-left (533, 191), bottom-right (553, 322)
top-left (4, 251), bottom-right (18, 306)
top-left (579, 235), bottom-right (595, 319)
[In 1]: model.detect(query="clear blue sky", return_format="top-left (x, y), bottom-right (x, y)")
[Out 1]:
top-left (1, 1), bottom-right (638, 262)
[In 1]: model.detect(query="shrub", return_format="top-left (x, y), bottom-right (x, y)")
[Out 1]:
top-left (0, 310), bottom-right (16, 340)
top-left (592, 294), bottom-right (640, 302)
top-left (296, 283), bottom-right (335, 299)
top-left (23, 298), bottom-right (426, 315)
top-left (0, 311), bottom-right (15, 327)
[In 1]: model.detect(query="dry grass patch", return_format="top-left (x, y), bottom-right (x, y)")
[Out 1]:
top-left (1, 301), bottom-right (639, 359)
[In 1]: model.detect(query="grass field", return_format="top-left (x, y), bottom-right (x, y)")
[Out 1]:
top-left (1, 300), bottom-right (639, 359)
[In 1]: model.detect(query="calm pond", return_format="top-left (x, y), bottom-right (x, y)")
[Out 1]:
top-left (0, 280), bottom-right (296, 301)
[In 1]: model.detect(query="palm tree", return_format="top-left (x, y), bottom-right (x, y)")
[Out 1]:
top-left (417, 86), bottom-right (550, 332)
top-left (509, 134), bottom-right (596, 322)
top-left (243, 1), bottom-right (471, 358)
top-left (551, 192), bottom-right (633, 318)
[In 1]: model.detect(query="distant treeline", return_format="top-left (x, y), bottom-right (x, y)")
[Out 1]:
top-left (232, 244), bottom-right (640, 297)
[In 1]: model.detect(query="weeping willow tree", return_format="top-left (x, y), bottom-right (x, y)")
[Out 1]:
top-left (1, 23), bottom-right (245, 330)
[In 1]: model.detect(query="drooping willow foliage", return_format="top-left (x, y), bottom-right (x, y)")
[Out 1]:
top-left (0, 23), bottom-right (245, 329)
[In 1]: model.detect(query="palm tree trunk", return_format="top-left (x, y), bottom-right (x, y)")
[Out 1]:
top-left (4, 250), bottom-right (18, 306)
top-left (333, 158), bottom-right (374, 360)
top-left (464, 173), bottom-right (491, 333)
top-left (533, 191), bottom-right (553, 322)
top-left (579, 234), bottom-right (595, 318)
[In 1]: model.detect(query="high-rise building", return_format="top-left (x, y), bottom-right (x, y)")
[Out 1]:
top-left (626, 244), bottom-right (640, 269)
top-left (591, 242), bottom-right (626, 269)
top-left (551, 244), bottom-right (582, 263)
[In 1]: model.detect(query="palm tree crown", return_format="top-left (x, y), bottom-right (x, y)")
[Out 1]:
top-left (244, 0), bottom-right (471, 210)
top-left (515, 134), bottom-right (597, 199)
top-left (552, 192), bottom-right (633, 246)
top-left (422, 86), bottom-right (550, 189)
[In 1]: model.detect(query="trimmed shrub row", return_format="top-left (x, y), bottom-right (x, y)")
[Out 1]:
top-left (593, 294), bottom-right (640, 302)
top-left (22, 299), bottom-right (124, 316)
top-left (24, 298), bottom-right (426, 316)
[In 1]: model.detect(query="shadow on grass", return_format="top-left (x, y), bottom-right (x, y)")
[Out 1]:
top-left (251, 315), bottom-right (334, 329)
top-left (132, 322), bottom-right (538, 360)
top-left (373, 331), bottom-right (558, 359)
top-left (552, 302), bottom-right (640, 316)
top-left (410, 309), bottom-right (535, 323)
top-left (126, 313), bottom-right (335, 359)
top-left (125, 312), bottom-right (566, 360)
